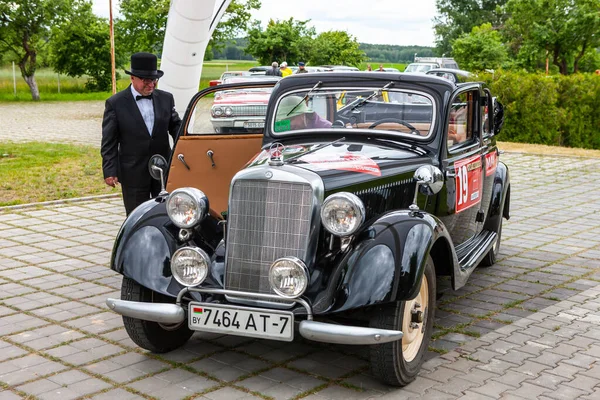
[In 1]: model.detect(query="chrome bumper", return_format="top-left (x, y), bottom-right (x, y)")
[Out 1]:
top-left (106, 287), bottom-right (403, 345)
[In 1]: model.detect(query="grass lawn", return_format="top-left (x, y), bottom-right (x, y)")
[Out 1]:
top-left (0, 142), bottom-right (114, 206)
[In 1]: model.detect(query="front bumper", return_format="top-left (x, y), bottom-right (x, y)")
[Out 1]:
top-left (106, 287), bottom-right (403, 345)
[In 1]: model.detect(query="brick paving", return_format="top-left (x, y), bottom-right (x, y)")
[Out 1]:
top-left (1, 102), bottom-right (599, 399)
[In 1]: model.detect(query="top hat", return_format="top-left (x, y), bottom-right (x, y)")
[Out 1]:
top-left (125, 52), bottom-right (164, 80)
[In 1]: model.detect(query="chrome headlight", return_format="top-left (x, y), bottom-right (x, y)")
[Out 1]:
top-left (171, 247), bottom-right (209, 287)
top-left (269, 257), bottom-right (309, 298)
top-left (321, 192), bottom-right (365, 236)
top-left (224, 107), bottom-right (233, 116)
top-left (212, 106), bottom-right (223, 117)
top-left (166, 188), bottom-right (208, 229)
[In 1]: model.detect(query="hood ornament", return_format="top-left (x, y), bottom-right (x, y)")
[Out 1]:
top-left (268, 142), bottom-right (285, 166)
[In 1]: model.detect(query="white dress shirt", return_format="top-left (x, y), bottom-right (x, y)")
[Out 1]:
top-left (131, 86), bottom-right (155, 136)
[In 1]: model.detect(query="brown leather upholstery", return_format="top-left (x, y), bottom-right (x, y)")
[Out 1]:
top-left (166, 134), bottom-right (263, 216)
top-left (352, 122), bottom-right (432, 135)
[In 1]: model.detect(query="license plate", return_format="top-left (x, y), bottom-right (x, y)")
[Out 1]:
top-left (243, 121), bottom-right (264, 129)
top-left (188, 303), bottom-right (294, 341)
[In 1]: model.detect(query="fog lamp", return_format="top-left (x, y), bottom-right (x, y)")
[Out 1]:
top-left (171, 247), bottom-right (209, 287)
top-left (269, 257), bottom-right (309, 298)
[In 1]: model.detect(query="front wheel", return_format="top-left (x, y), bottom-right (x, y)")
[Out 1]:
top-left (121, 277), bottom-right (193, 353)
top-left (369, 256), bottom-right (436, 386)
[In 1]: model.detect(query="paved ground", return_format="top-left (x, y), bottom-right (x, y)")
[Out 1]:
top-left (0, 150), bottom-right (599, 399)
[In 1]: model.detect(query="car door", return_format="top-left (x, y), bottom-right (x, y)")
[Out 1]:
top-left (166, 82), bottom-right (277, 217)
top-left (440, 87), bottom-right (486, 247)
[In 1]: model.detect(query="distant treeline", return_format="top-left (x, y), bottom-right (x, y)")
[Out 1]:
top-left (211, 38), bottom-right (435, 63)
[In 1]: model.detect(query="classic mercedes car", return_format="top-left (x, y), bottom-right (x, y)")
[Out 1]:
top-left (107, 72), bottom-right (509, 386)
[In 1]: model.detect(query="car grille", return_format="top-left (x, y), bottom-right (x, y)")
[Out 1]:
top-left (225, 179), bottom-right (313, 296)
top-left (231, 105), bottom-right (267, 117)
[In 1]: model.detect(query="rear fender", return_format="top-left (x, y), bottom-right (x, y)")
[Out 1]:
top-left (483, 161), bottom-right (510, 232)
top-left (324, 210), bottom-right (455, 314)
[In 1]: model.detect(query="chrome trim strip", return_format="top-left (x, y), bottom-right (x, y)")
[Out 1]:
top-left (106, 298), bottom-right (185, 324)
top-left (299, 320), bottom-right (403, 345)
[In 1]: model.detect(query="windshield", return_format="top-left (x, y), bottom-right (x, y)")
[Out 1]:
top-left (272, 87), bottom-right (435, 138)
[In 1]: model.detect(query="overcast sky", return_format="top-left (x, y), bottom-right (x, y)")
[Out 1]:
top-left (91, 0), bottom-right (438, 47)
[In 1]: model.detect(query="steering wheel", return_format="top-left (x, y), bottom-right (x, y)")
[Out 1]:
top-left (368, 118), bottom-right (420, 134)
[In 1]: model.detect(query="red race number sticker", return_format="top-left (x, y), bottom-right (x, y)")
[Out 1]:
top-left (485, 150), bottom-right (498, 176)
top-left (454, 155), bottom-right (482, 213)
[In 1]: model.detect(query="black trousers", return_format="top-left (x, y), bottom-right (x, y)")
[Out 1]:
top-left (121, 178), bottom-right (161, 216)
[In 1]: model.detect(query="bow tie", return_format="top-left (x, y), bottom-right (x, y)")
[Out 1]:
top-left (136, 94), bottom-right (152, 101)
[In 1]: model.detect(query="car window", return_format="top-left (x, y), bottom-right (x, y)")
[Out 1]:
top-left (447, 91), bottom-right (476, 148)
top-left (187, 87), bottom-right (273, 135)
top-left (272, 88), bottom-right (435, 138)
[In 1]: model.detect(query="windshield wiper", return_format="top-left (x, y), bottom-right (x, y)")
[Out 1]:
top-left (286, 81), bottom-right (322, 116)
top-left (346, 81), bottom-right (395, 113)
top-left (284, 137), bottom-right (346, 163)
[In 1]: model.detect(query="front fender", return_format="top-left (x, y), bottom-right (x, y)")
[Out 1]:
top-left (323, 210), bottom-right (452, 314)
top-left (111, 199), bottom-right (181, 297)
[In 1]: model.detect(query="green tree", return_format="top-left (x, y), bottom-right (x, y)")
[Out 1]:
top-left (434, 0), bottom-right (508, 56)
top-left (309, 31), bottom-right (366, 66)
top-left (504, 0), bottom-right (600, 74)
top-left (49, 5), bottom-right (126, 91)
top-left (245, 18), bottom-right (315, 65)
top-left (0, 0), bottom-right (75, 100)
top-left (452, 23), bottom-right (507, 70)
top-left (117, 0), bottom-right (260, 57)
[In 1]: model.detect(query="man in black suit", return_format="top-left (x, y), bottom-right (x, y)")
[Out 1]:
top-left (101, 52), bottom-right (181, 216)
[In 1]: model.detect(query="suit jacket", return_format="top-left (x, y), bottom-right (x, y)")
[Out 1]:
top-left (101, 85), bottom-right (181, 188)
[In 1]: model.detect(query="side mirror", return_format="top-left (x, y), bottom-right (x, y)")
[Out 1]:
top-left (414, 165), bottom-right (444, 196)
top-left (409, 165), bottom-right (443, 214)
top-left (492, 97), bottom-right (504, 135)
top-left (148, 154), bottom-right (168, 196)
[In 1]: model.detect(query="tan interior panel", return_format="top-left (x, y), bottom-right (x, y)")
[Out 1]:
top-left (166, 134), bottom-right (263, 215)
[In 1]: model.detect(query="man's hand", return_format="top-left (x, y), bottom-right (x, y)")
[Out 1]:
top-left (105, 177), bottom-right (119, 187)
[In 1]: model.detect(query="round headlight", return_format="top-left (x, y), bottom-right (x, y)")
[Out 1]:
top-left (269, 257), bottom-right (309, 298)
top-left (224, 107), bottom-right (233, 116)
top-left (171, 247), bottom-right (209, 287)
top-left (320, 192), bottom-right (365, 236)
top-left (213, 107), bottom-right (223, 117)
top-left (166, 188), bottom-right (208, 229)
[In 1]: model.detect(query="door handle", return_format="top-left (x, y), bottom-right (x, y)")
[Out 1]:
top-left (207, 150), bottom-right (216, 168)
top-left (177, 154), bottom-right (190, 170)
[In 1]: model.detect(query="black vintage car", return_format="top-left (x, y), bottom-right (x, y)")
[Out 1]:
top-left (106, 72), bottom-right (510, 386)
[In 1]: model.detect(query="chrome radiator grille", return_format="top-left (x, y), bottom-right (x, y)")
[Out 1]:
top-left (225, 179), bottom-right (313, 294)
top-left (231, 105), bottom-right (267, 116)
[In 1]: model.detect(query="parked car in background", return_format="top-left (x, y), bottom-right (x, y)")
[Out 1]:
top-left (107, 71), bottom-right (509, 387)
top-left (426, 68), bottom-right (472, 84)
top-left (210, 76), bottom-right (281, 133)
top-left (415, 57), bottom-right (459, 69)
top-left (382, 67), bottom-right (400, 72)
top-left (248, 66), bottom-right (271, 74)
top-left (208, 71), bottom-right (249, 86)
top-left (404, 62), bottom-right (442, 73)
top-left (324, 65), bottom-right (360, 71)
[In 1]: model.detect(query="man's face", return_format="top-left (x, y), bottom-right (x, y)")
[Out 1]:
top-left (131, 76), bottom-right (157, 95)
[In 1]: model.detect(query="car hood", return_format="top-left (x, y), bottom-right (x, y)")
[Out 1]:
top-left (245, 140), bottom-right (431, 190)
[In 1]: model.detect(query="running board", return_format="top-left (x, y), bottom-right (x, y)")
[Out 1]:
top-left (456, 230), bottom-right (497, 269)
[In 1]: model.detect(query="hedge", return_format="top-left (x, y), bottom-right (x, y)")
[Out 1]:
top-left (473, 71), bottom-right (600, 149)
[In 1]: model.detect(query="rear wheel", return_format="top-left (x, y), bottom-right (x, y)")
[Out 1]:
top-left (480, 218), bottom-right (503, 267)
top-left (369, 257), bottom-right (436, 386)
top-left (121, 277), bottom-right (193, 353)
